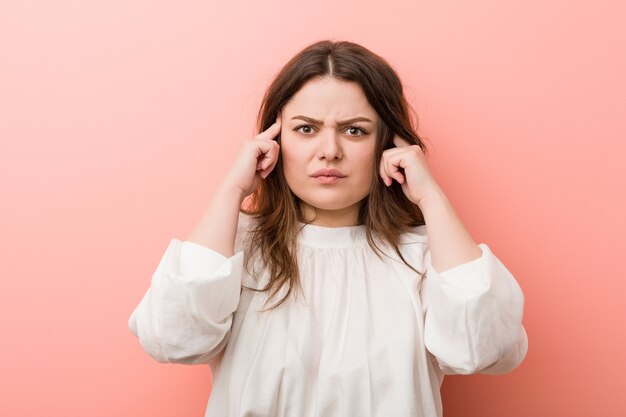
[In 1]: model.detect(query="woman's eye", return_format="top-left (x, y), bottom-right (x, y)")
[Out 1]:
top-left (295, 125), bottom-right (314, 134)
top-left (346, 126), bottom-right (368, 136)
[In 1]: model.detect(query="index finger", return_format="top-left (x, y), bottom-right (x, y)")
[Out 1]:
top-left (256, 117), bottom-right (282, 140)
top-left (392, 135), bottom-right (411, 147)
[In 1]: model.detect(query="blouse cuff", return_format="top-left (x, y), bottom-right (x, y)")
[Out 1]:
top-left (179, 240), bottom-right (231, 277)
top-left (159, 238), bottom-right (243, 282)
top-left (428, 243), bottom-right (492, 292)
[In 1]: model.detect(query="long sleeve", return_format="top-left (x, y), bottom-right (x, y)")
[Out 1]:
top-left (127, 238), bottom-right (244, 365)
top-left (420, 243), bottom-right (528, 375)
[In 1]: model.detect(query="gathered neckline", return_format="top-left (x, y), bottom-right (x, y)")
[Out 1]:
top-left (297, 222), bottom-right (367, 248)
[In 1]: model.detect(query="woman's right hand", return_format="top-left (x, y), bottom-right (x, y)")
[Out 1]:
top-left (223, 113), bottom-right (282, 199)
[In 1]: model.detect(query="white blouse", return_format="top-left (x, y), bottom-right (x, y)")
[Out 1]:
top-left (128, 213), bottom-right (528, 417)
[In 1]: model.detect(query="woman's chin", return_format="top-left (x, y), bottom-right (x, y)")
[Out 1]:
top-left (298, 196), bottom-right (365, 214)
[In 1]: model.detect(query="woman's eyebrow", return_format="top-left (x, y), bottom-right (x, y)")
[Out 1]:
top-left (291, 115), bottom-right (373, 125)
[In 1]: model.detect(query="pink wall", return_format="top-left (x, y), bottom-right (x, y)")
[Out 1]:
top-left (1, 1), bottom-right (624, 416)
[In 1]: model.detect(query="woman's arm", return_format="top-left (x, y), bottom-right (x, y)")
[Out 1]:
top-left (186, 185), bottom-right (245, 257)
top-left (417, 182), bottom-right (483, 273)
top-left (187, 116), bottom-right (282, 256)
top-left (416, 184), bottom-right (527, 375)
top-left (128, 119), bottom-right (282, 364)
top-left (127, 236), bottom-right (245, 364)
top-left (419, 242), bottom-right (528, 375)
top-left (127, 179), bottom-right (247, 364)
top-left (381, 135), bottom-right (528, 375)
top-left (380, 137), bottom-right (482, 271)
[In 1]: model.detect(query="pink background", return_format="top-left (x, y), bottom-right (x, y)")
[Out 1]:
top-left (1, 1), bottom-right (624, 416)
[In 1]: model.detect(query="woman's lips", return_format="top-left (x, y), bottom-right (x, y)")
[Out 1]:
top-left (311, 169), bottom-right (346, 184)
top-left (313, 175), bottom-right (345, 184)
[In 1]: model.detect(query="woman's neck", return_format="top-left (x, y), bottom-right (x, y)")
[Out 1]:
top-left (300, 201), bottom-right (361, 227)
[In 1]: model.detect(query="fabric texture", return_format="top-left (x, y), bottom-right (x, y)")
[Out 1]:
top-left (128, 212), bottom-right (528, 417)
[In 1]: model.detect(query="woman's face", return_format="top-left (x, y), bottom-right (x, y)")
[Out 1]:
top-left (279, 76), bottom-right (379, 226)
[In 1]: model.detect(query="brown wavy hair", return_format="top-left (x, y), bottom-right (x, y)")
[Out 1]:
top-left (241, 39), bottom-right (429, 311)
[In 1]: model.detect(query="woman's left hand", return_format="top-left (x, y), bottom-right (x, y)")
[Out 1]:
top-left (379, 136), bottom-right (440, 206)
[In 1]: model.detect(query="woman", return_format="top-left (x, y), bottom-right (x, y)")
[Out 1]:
top-left (128, 39), bottom-right (528, 417)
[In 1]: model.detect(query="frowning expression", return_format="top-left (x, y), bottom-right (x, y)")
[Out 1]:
top-left (279, 76), bottom-right (379, 224)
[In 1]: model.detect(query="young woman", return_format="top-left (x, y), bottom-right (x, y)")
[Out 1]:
top-left (128, 40), bottom-right (528, 417)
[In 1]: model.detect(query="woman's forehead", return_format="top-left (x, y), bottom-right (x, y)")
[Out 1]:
top-left (283, 78), bottom-right (378, 122)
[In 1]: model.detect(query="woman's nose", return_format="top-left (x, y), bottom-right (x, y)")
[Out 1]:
top-left (318, 129), bottom-right (343, 160)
